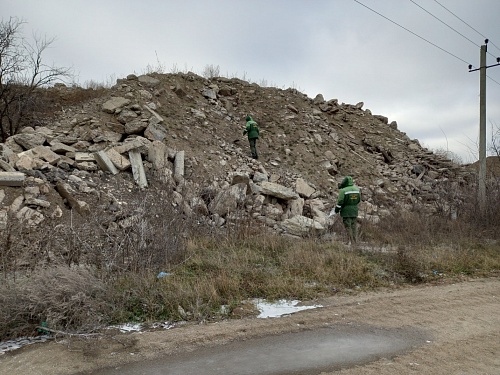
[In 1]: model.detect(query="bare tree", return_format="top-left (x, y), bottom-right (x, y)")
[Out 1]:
top-left (490, 121), bottom-right (500, 157)
top-left (0, 17), bottom-right (72, 141)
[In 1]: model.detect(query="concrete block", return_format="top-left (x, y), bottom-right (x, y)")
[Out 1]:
top-left (129, 150), bottom-right (148, 188)
top-left (94, 150), bottom-right (119, 175)
top-left (0, 172), bottom-right (25, 187)
top-left (75, 152), bottom-right (95, 162)
top-left (174, 150), bottom-right (185, 182)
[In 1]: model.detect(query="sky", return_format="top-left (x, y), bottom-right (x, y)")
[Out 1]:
top-left (3, 0), bottom-right (500, 163)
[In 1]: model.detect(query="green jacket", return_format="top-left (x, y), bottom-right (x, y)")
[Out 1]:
top-left (335, 176), bottom-right (361, 218)
top-left (243, 117), bottom-right (259, 139)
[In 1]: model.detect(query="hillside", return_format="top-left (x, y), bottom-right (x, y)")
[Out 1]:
top-left (0, 72), bottom-right (476, 236)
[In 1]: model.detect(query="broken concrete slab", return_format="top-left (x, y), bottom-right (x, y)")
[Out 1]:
top-left (49, 141), bottom-right (77, 154)
top-left (144, 105), bottom-right (164, 123)
top-left (295, 178), bottom-right (316, 198)
top-left (101, 97), bottom-right (130, 114)
top-left (31, 145), bottom-right (61, 165)
top-left (106, 148), bottom-right (131, 171)
top-left (259, 181), bottom-right (299, 200)
top-left (94, 150), bottom-right (119, 175)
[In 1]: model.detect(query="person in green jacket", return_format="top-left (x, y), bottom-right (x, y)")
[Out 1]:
top-left (243, 115), bottom-right (259, 159)
top-left (334, 176), bottom-right (361, 243)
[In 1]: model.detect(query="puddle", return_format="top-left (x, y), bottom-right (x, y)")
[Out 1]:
top-left (93, 324), bottom-right (428, 375)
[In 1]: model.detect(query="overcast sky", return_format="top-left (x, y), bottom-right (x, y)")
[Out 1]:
top-left (3, 0), bottom-right (500, 163)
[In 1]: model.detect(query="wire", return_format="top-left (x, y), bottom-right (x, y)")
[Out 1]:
top-left (353, 0), bottom-right (500, 87)
top-left (433, 0), bottom-right (500, 53)
top-left (487, 75), bottom-right (500, 86)
top-left (353, 0), bottom-right (472, 65)
top-left (409, 0), bottom-right (480, 49)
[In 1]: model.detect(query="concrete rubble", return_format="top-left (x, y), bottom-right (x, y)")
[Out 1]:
top-left (0, 72), bottom-right (487, 237)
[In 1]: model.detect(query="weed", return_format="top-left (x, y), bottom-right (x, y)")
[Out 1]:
top-left (1, 172), bottom-right (499, 340)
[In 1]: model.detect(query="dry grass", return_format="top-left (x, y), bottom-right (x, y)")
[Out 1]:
top-left (0, 179), bottom-right (499, 340)
top-left (0, 265), bottom-right (110, 339)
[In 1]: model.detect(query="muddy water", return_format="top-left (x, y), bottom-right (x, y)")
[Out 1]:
top-left (92, 324), bottom-right (427, 375)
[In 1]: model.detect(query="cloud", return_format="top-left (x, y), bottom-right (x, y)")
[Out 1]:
top-left (3, 0), bottom-right (500, 162)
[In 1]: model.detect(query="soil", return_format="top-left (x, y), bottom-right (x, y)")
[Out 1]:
top-left (1, 277), bottom-right (498, 375)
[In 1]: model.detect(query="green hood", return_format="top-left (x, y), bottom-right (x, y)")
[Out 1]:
top-left (245, 115), bottom-right (253, 121)
top-left (340, 176), bottom-right (353, 188)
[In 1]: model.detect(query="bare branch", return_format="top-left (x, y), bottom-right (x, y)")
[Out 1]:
top-left (0, 17), bottom-right (73, 140)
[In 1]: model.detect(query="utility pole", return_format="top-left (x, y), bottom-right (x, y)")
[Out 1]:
top-left (469, 40), bottom-right (500, 213)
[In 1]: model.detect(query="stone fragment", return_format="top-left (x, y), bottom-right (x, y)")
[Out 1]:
top-left (117, 109), bottom-right (138, 124)
top-left (280, 215), bottom-right (324, 236)
top-left (31, 145), bottom-right (61, 165)
top-left (102, 97), bottom-right (130, 114)
top-left (16, 206), bottom-right (44, 226)
top-left (106, 149), bottom-right (131, 171)
top-left (25, 197), bottom-right (51, 208)
top-left (13, 133), bottom-right (46, 150)
top-left (0, 159), bottom-right (15, 172)
top-left (137, 75), bottom-right (160, 86)
top-left (144, 119), bottom-right (168, 141)
top-left (208, 183), bottom-right (247, 217)
top-left (295, 178), bottom-right (315, 198)
top-left (144, 105), bottom-right (164, 123)
top-left (49, 141), bottom-right (77, 154)
top-left (125, 119), bottom-right (148, 134)
top-left (56, 181), bottom-right (88, 216)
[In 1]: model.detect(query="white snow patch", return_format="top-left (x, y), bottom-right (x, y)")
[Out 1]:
top-left (255, 299), bottom-right (322, 318)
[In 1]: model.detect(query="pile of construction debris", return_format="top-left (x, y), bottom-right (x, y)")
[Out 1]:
top-left (0, 72), bottom-right (476, 236)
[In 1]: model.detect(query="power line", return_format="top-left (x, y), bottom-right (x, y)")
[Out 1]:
top-left (412, 0), bottom-right (500, 83)
top-left (409, 0), bottom-right (482, 51)
top-left (353, 0), bottom-right (472, 65)
top-left (487, 75), bottom-right (500, 86)
top-left (353, 0), bottom-right (500, 87)
top-left (433, 0), bottom-right (500, 53)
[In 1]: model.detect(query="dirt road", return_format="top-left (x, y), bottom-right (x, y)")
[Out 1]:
top-left (1, 277), bottom-right (499, 375)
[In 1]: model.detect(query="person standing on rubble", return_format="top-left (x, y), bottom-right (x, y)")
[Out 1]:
top-left (333, 176), bottom-right (361, 243)
top-left (243, 115), bottom-right (259, 159)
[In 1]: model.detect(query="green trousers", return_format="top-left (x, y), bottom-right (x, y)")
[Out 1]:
top-left (249, 138), bottom-right (258, 159)
top-left (342, 217), bottom-right (358, 242)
